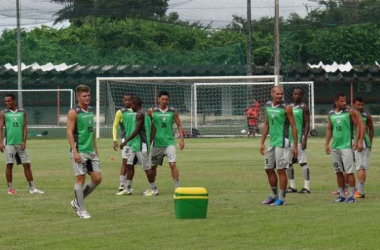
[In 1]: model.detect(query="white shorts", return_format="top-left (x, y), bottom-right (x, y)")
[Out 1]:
top-left (151, 145), bottom-right (176, 166)
top-left (331, 149), bottom-right (354, 174)
top-left (70, 152), bottom-right (101, 176)
top-left (5, 145), bottom-right (30, 164)
top-left (265, 146), bottom-right (290, 170)
top-left (289, 143), bottom-right (307, 165)
top-left (354, 148), bottom-right (370, 171)
top-left (134, 151), bottom-right (151, 171)
top-left (122, 145), bottom-right (138, 166)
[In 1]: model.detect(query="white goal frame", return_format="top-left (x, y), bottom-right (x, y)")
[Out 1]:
top-left (191, 81), bottom-right (315, 135)
top-left (95, 76), bottom-right (279, 138)
top-left (0, 89), bottom-right (75, 128)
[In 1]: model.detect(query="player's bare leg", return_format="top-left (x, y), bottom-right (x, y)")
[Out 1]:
top-left (356, 169), bottom-right (366, 198)
top-left (262, 169), bottom-right (278, 204)
top-left (143, 169), bottom-right (158, 196)
top-left (22, 163), bottom-right (43, 193)
top-left (277, 169), bottom-right (287, 202)
top-left (169, 162), bottom-right (180, 189)
top-left (118, 159), bottom-right (128, 191)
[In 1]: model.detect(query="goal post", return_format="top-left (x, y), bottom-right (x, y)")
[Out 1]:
top-left (0, 89), bottom-right (75, 128)
top-left (191, 81), bottom-right (314, 137)
top-left (96, 76), bottom-right (278, 138)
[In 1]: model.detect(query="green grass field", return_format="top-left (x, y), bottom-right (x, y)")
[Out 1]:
top-left (1, 137), bottom-right (380, 250)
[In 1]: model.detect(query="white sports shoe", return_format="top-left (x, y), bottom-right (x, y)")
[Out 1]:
top-left (30, 188), bottom-right (44, 194)
top-left (77, 210), bottom-right (91, 219)
top-left (118, 186), bottom-right (125, 192)
top-left (71, 200), bottom-right (79, 212)
top-left (116, 189), bottom-right (132, 195)
top-left (142, 188), bottom-right (151, 195)
top-left (143, 189), bottom-right (159, 196)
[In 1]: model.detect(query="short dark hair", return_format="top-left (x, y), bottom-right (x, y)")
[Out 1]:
top-left (334, 92), bottom-right (345, 101)
top-left (293, 88), bottom-right (303, 94)
top-left (158, 91), bottom-right (170, 98)
top-left (124, 93), bottom-right (133, 98)
top-left (5, 94), bottom-right (16, 100)
top-left (76, 85), bottom-right (90, 94)
top-left (354, 96), bottom-right (364, 103)
top-left (132, 97), bottom-right (142, 107)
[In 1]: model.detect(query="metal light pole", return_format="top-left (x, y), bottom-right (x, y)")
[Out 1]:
top-left (16, 0), bottom-right (23, 107)
top-left (246, 0), bottom-right (253, 75)
top-left (274, 0), bottom-right (280, 85)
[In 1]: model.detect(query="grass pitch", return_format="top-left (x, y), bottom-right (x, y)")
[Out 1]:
top-left (0, 137), bottom-right (380, 250)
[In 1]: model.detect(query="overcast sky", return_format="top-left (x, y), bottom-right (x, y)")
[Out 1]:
top-left (0, 0), bottom-right (320, 33)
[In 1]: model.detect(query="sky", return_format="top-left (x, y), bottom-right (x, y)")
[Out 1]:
top-left (0, 0), bottom-right (321, 34)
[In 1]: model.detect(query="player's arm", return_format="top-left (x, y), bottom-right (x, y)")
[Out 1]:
top-left (260, 114), bottom-right (269, 155)
top-left (120, 113), bottom-right (144, 149)
top-left (0, 111), bottom-right (5, 153)
top-left (286, 105), bottom-right (298, 158)
top-left (66, 110), bottom-right (81, 163)
top-left (325, 117), bottom-right (332, 155)
top-left (148, 108), bottom-right (156, 142)
top-left (367, 114), bottom-right (374, 148)
top-left (301, 105), bottom-right (310, 150)
top-left (112, 110), bottom-right (122, 151)
top-left (350, 109), bottom-right (364, 152)
top-left (21, 110), bottom-right (28, 150)
top-left (174, 110), bottom-right (185, 150)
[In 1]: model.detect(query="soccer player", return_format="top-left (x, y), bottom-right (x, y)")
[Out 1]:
top-left (260, 86), bottom-right (298, 206)
top-left (286, 89), bottom-right (311, 194)
top-left (148, 91), bottom-right (185, 190)
top-left (0, 94), bottom-right (44, 195)
top-left (245, 98), bottom-right (261, 138)
top-left (112, 94), bottom-right (136, 194)
top-left (352, 97), bottom-right (374, 198)
top-left (67, 85), bottom-right (101, 219)
top-left (120, 97), bottom-right (158, 196)
top-left (325, 93), bottom-right (364, 203)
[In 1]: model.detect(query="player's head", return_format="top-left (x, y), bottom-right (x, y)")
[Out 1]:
top-left (76, 85), bottom-right (90, 105)
top-left (353, 96), bottom-right (364, 111)
top-left (124, 93), bottom-right (133, 109)
top-left (131, 97), bottom-right (142, 112)
top-left (158, 90), bottom-right (170, 108)
top-left (270, 86), bottom-right (284, 103)
top-left (4, 94), bottom-right (16, 109)
top-left (334, 92), bottom-right (346, 110)
top-left (293, 88), bottom-right (303, 103)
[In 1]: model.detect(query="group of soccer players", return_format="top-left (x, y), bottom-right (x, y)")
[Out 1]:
top-left (261, 86), bottom-right (373, 206)
top-left (0, 84), bottom-right (374, 219)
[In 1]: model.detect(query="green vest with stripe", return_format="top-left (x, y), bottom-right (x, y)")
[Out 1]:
top-left (131, 111), bottom-right (151, 152)
top-left (152, 107), bottom-right (175, 147)
top-left (121, 108), bottom-right (136, 146)
top-left (72, 105), bottom-right (94, 153)
top-left (354, 110), bottom-right (371, 148)
top-left (4, 108), bottom-right (25, 145)
top-left (289, 103), bottom-right (305, 143)
top-left (265, 101), bottom-right (290, 147)
top-left (328, 108), bottom-right (352, 149)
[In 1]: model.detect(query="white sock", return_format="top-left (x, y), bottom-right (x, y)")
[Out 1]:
top-left (289, 179), bottom-right (296, 189)
top-left (304, 180), bottom-right (310, 190)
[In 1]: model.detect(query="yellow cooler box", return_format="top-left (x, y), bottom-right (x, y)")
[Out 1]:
top-left (174, 187), bottom-right (208, 219)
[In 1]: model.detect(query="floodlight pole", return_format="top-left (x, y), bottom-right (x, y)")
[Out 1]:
top-left (16, 0), bottom-right (23, 107)
top-left (274, 0), bottom-right (280, 86)
top-left (246, 0), bottom-right (253, 76)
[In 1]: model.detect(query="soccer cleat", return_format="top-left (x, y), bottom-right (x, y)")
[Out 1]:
top-left (331, 189), bottom-right (339, 195)
top-left (298, 188), bottom-right (311, 194)
top-left (354, 190), bottom-right (365, 199)
top-left (142, 188), bottom-right (151, 196)
top-left (7, 188), bottom-right (17, 195)
top-left (270, 198), bottom-right (285, 206)
top-left (334, 196), bottom-right (346, 202)
top-left (30, 188), bottom-right (44, 194)
top-left (77, 210), bottom-right (91, 219)
top-left (346, 196), bottom-right (356, 203)
top-left (286, 187), bottom-right (297, 193)
top-left (71, 200), bottom-right (79, 212)
top-left (116, 189), bottom-right (132, 195)
top-left (143, 189), bottom-right (159, 196)
top-left (261, 196), bottom-right (276, 205)
top-left (118, 186), bottom-right (125, 192)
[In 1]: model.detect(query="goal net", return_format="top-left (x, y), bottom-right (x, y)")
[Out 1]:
top-left (96, 76), bottom-right (314, 138)
top-left (0, 89), bottom-right (75, 129)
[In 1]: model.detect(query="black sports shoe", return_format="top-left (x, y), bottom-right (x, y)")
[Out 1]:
top-left (298, 188), bottom-right (311, 194)
top-left (286, 187), bottom-right (297, 193)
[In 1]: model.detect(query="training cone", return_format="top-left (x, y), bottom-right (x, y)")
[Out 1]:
top-left (109, 157), bottom-right (115, 162)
